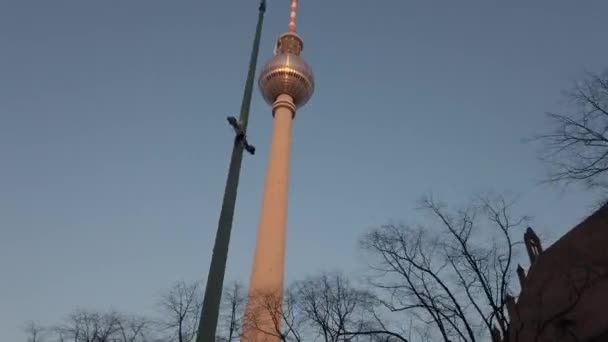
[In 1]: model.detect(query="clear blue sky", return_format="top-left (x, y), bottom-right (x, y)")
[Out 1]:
top-left (1, 0), bottom-right (607, 340)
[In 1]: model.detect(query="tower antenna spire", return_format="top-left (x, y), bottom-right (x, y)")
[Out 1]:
top-left (288, 0), bottom-right (298, 32)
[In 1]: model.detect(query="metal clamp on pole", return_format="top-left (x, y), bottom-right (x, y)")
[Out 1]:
top-left (227, 116), bottom-right (256, 155)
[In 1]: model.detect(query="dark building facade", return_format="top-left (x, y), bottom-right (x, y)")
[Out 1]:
top-left (504, 205), bottom-right (608, 341)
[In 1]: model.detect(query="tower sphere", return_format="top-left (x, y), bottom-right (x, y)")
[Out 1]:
top-left (258, 35), bottom-right (315, 109)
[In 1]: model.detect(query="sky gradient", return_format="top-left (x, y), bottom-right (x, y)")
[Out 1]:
top-left (2, 0), bottom-right (608, 340)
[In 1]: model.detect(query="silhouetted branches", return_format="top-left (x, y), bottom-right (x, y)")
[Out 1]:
top-left (217, 282), bottom-right (246, 341)
top-left (238, 273), bottom-right (411, 341)
top-left (293, 273), bottom-right (408, 341)
top-left (242, 289), bottom-right (306, 341)
top-left (361, 194), bottom-right (527, 342)
top-left (156, 280), bottom-right (201, 342)
top-left (48, 310), bottom-right (150, 342)
top-left (537, 70), bottom-right (608, 189)
top-left (24, 321), bottom-right (46, 342)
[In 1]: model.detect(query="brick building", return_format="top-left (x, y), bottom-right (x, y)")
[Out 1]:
top-left (501, 205), bottom-right (608, 341)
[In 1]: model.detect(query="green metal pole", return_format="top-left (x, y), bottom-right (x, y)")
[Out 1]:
top-left (195, 1), bottom-right (266, 341)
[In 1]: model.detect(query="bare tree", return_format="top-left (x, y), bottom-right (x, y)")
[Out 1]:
top-left (216, 282), bottom-right (246, 341)
top-left (49, 310), bottom-right (150, 342)
top-left (156, 281), bottom-right (201, 342)
top-left (295, 273), bottom-right (367, 341)
top-left (24, 321), bottom-right (46, 342)
top-left (242, 289), bottom-right (307, 341)
top-left (25, 280), bottom-right (251, 342)
top-left (537, 69), bottom-right (608, 189)
top-left (59, 310), bottom-right (120, 342)
top-left (115, 315), bottom-right (150, 342)
top-left (293, 272), bottom-right (408, 341)
top-left (240, 274), bottom-right (410, 342)
top-left (360, 194), bottom-right (528, 342)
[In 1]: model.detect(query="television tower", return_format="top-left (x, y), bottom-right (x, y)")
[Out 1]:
top-left (242, 0), bottom-right (315, 340)
top-left (195, 1), bottom-right (266, 341)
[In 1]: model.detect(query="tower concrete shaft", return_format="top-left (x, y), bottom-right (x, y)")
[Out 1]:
top-left (242, 94), bottom-right (295, 341)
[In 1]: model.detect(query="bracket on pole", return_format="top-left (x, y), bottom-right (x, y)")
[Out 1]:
top-left (227, 116), bottom-right (256, 155)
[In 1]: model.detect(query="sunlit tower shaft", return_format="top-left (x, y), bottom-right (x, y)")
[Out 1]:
top-left (242, 0), bottom-right (315, 340)
top-left (195, 1), bottom-right (266, 341)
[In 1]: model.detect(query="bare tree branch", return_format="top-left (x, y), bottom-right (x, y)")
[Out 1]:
top-left (24, 321), bottom-right (46, 342)
top-left (216, 281), bottom-right (246, 341)
top-left (49, 310), bottom-right (151, 342)
top-left (242, 289), bottom-right (306, 341)
top-left (536, 69), bottom-right (608, 190)
top-left (360, 193), bottom-right (527, 342)
top-left (156, 281), bottom-right (201, 342)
